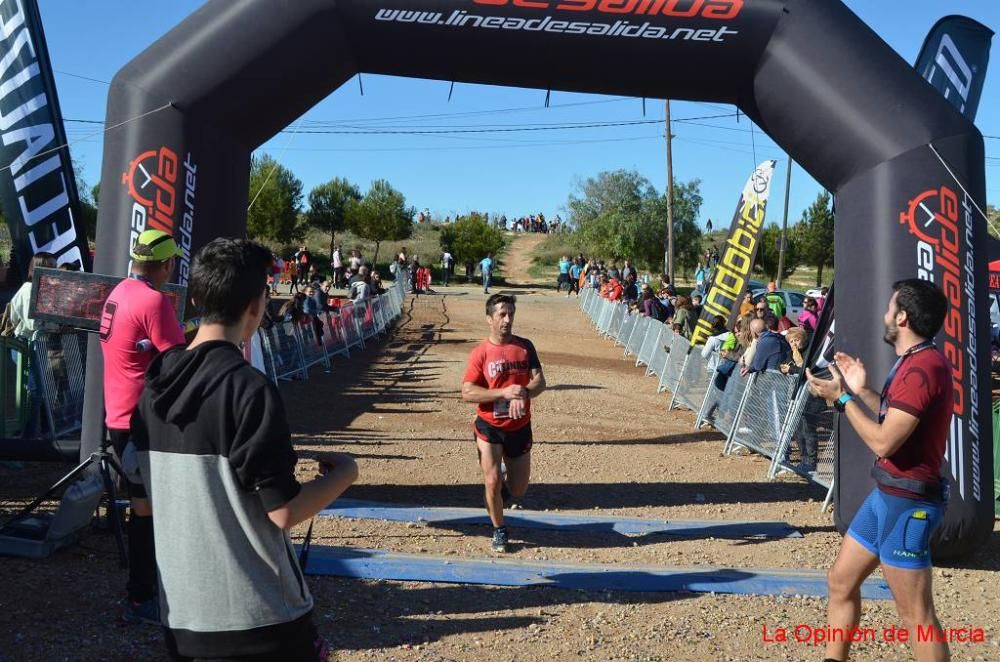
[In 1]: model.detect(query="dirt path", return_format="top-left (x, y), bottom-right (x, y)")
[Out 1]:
top-left (1, 287), bottom-right (998, 661)
top-left (502, 233), bottom-right (551, 286)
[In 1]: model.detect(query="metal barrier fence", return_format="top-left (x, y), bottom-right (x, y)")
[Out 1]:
top-left (657, 333), bottom-right (689, 395)
top-left (340, 302), bottom-right (366, 351)
top-left (768, 378), bottom-right (837, 510)
top-left (297, 318), bottom-right (331, 372)
top-left (596, 299), bottom-right (616, 336)
top-left (575, 284), bottom-right (840, 512)
top-left (615, 311), bottom-right (637, 349)
top-left (357, 299), bottom-right (377, 340)
top-left (669, 344), bottom-right (716, 414)
top-left (625, 315), bottom-right (649, 358)
top-left (323, 311), bottom-right (351, 359)
top-left (15, 280), bottom-right (407, 444)
top-left (725, 370), bottom-right (798, 458)
top-left (33, 332), bottom-right (88, 440)
top-left (260, 320), bottom-right (308, 384)
top-left (695, 366), bottom-right (750, 440)
top-left (642, 324), bottom-right (668, 376)
top-left (605, 303), bottom-right (626, 340)
top-left (0, 337), bottom-right (30, 437)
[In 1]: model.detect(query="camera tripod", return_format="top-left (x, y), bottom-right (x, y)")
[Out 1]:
top-left (0, 431), bottom-right (130, 567)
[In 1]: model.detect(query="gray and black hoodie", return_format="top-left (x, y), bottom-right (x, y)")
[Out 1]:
top-left (131, 341), bottom-right (313, 658)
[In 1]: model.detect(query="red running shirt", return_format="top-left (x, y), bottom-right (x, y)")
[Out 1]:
top-left (877, 347), bottom-right (953, 498)
top-left (99, 278), bottom-right (186, 430)
top-left (463, 336), bottom-right (541, 432)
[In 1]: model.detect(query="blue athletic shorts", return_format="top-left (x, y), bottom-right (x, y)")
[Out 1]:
top-left (847, 488), bottom-right (944, 569)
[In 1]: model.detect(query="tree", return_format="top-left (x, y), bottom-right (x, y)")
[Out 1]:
top-left (247, 154), bottom-right (304, 244)
top-left (567, 169), bottom-right (702, 273)
top-left (72, 162), bottom-right (98, 241)
top-left (797, 190), bottom-right (835, 286)
top-left (449, 212), bottom-right (505, 267)
top-left (756, 223), bottom-right (800, 282)
top-left (988, 205), bottom-right (1000, 240)
top-left (651, 179), bottom-right (704, 276)
top-left (306, 177), bottom-right (361, 261)
top-left (348, 179), bottom-right (413, 265)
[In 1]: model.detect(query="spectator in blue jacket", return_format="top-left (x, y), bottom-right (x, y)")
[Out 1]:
top-left (741, 318), bottom-right (791, 376)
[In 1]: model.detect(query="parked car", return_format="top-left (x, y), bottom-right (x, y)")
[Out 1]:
top-left (750, 288), bottom-right (806, 320)
top-left (805, 287), bottom-right (825, 299)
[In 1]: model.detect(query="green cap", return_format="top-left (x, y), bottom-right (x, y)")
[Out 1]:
top-left (130, 229), bottom-right (183, 262)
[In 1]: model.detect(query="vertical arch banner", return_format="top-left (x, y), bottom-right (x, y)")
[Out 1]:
top-left (0, 0), bottom-right (91, 278)
top-left (85, 0), bottom-right (992, 559)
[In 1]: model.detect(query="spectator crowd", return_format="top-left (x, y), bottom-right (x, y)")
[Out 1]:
top-left (577, 252), bottom-right (829, 474)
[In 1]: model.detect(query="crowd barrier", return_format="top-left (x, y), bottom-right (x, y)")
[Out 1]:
top-left (22, 279), bottom-right (406, 442)
top-left (1, 337), bottom-right (31, 437)
top-left (258, 280), bottom-right (405, 388)
top-left (579, 287), bottom-right (834, 510)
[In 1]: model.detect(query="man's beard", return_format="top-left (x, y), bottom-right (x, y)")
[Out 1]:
top-left (883, 319), bottom-right (898, 346)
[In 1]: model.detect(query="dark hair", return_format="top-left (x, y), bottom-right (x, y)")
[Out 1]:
top-left (711, 315), bottom-right (727, 334)
top-left (27, 252), bottom-right (57, 280)
top-left (892, 278), bottom-right (948, 339)
top-left (190, 238), bottom-right (272, 325)
top-left (486, 293), bottom-right (516, 316)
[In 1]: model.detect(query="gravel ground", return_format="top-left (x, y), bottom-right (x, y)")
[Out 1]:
top-left (1, 236), bottom-right (998, 661)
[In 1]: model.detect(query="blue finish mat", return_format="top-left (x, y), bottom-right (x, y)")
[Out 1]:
top-left (320, 499), bottom-right (802, 539)
top-left (303, 546), bottom-right (892, 600)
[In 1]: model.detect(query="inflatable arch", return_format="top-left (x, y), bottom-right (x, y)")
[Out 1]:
top-left (85, 0), bottom-right (992, 558)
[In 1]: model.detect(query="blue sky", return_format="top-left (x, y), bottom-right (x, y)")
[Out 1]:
top-left (41, 0), bottom-right (999, 230)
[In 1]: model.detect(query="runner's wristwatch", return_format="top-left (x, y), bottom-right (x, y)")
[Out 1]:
top-left (834, 393), bottom-right (853, 412)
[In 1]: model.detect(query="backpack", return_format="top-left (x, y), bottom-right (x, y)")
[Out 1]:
top-left (648, 298), bottom-right (668, 322)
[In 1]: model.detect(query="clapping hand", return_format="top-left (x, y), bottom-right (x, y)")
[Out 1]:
top-left (805, 366), bottom-right (845, 406)
top-left (831, 352), bottom-right (868, 394)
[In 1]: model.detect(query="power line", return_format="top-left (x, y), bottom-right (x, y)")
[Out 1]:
top-left (0, 103), bottom-right (173, 177)
top-left (54, 69), bottom-right (111, 85)
top-left (257, 134), bottom-right (663, 154)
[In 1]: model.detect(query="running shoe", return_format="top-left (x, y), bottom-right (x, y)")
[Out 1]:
top-left (122, 598), bottom-right (160, 626)
top-left (491, 527), bottom-right (509, 553)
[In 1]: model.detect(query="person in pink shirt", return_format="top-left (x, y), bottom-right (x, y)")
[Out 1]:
top-left (797, 296), bottom-right (821, 335)
top-left (99, 229), bottom-right (186, 625)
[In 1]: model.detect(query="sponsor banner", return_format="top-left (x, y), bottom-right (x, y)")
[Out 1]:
top-left (897, 182), bottom-right (984, 512)
top-left (835, 143), bottom-right (992, 559)
top-left (374, 1), bottom-right (748, 43)
top-left (121, 146), bottom-right (197, 284)
top-left (0, 0), bottom-right (91, 279)
top-left (915, 15), bottom-right (993, 122)
top-left (470, 0), bottom-right (745, 19)
top-left (690, 159), bottom-right (775, 346)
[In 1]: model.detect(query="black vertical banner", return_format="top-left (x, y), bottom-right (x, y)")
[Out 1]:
top-left (0, 0), bottom-right (91, 281)
top-left (915, 15), bottom-right (993, 122)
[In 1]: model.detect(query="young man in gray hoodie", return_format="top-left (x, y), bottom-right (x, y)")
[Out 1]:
top-left (131, 238), bottom-right (357, 660)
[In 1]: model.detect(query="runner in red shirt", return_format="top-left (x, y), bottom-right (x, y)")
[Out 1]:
top-left (462, 294), bottom-right (546, 553)
top-left (99, 229), bottom-right (186, 625)
top-left (807, 279), bottom-right (952, 662)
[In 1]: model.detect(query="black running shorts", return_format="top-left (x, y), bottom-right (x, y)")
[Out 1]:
top-left (474, 417), bottom-right (533, 458)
